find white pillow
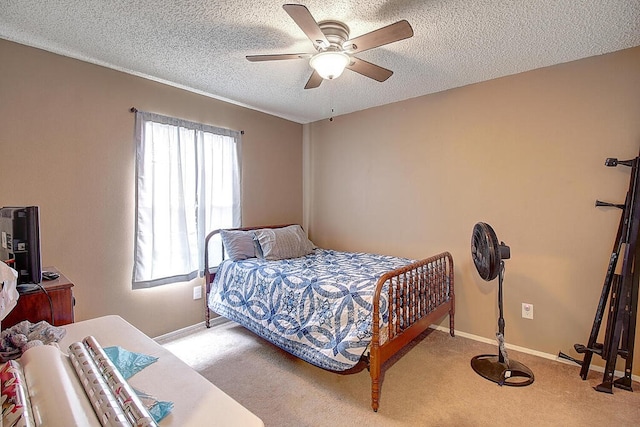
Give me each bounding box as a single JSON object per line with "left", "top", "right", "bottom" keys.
{"left": 220, "top": 229, "right": 256, "bottom": 261}
{"left": 254, "top": 225, "right": 314, "bottom": 261}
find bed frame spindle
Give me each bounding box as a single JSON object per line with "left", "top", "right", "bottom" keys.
{"left": 370, "top": 251, "right": 454, "bottom": 412}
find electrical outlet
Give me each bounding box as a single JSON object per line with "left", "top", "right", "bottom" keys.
{"left": 193, "top": 286, "right": 202, "bottom": 300}
{"left": 522, "top": 303, "right": 534, "bottom": 319}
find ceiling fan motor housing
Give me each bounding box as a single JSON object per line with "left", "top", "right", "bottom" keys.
{"left": 317, "top": 20, "right": 350, "bottom": 51}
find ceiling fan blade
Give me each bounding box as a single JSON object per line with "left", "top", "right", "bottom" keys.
{"left": 246, "top": 53, "right": 312, "bottom": 62}
{"left": 346, "top": 57, "right": 393, "bottom": 82}
{"left": 304, "top": 70, "right": 323, "bottom": 89}
{"left": 283, "top": 4, "right": 329, "bottom": 49}
{"left": 344, "top": 20, "right": 413, "bottom": 54}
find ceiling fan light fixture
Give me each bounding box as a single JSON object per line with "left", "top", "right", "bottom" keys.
{"left": 309, "top": 51, "right": 350, "bottom": 80}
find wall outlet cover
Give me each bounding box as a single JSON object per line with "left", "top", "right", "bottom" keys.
{"left": 522, "top": 303, "right": 534, "bottom": 319}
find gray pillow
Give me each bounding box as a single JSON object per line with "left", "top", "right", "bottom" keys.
{"left": 254, "top": 225, "right": 315, "bottom": 261}
{"left": 220, "top": 229, "right": 256, "bottom": 261}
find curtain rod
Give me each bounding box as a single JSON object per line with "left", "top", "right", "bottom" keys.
{"left": 129, "top": 107, "right": 244, "bottom": 134}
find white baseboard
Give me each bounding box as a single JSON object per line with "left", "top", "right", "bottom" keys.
{"left": 430, "top": 324, "right": 640, "bottom": 383}
{"left": 154, "top": 317, "right": 230, "bottom": 344}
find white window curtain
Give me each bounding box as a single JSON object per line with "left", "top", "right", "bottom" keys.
{"left": 133, "top": 111, "right": 241, "bottom": 289}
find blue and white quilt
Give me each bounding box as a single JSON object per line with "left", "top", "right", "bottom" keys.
{"left": 208, "top": 249, "right": 414, "bottom": 371}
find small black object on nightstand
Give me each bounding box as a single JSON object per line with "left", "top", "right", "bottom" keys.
{"left": 42, "top": 271, "right": 60, "bottom": 281}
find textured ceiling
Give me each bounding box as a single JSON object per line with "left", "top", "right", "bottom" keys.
{"left": 1, "top": 1, "right": 639, "bottom": 124}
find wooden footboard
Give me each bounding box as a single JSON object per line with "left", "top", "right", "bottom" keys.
{"left": 369, "top": 251, "right": 455, "bottom": 412}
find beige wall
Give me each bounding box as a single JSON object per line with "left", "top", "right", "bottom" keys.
{"left": 0, "top": 39, "right": 303, "bottom": 337}
{"left": 3, "top": 36, "right": 640, "bottom": 375}
{"left": 305, "top": 47, "right": 640, "bottom": 374}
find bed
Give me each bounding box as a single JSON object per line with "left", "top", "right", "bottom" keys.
{"left": 203, "top": 224, "right": 454, "bottom": 411}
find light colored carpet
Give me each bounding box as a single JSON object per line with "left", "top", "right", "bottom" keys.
{"left": 160, "top": 321, "right": 640, "bottom": 426}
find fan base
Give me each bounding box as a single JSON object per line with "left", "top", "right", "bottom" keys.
{"left": 471, "top": 354, "right": 534, "bottom": 387}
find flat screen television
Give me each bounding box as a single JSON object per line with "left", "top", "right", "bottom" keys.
{"left": 0, "top": 206, "right": 42, "bottom": 284}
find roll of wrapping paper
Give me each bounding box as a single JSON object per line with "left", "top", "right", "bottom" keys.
{"left": 82, "top": 336, "right": 157, "bottom": 427}
{"left": 68, "top": 342, "right": 130, "bottom": 426}
{"left": 1, "top": 360, "right": 35, "bottom": 427}
{"left": 20, "top": 345, "right": 101, "bottom": 426}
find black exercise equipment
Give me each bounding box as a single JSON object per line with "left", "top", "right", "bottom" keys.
{"left": 559, "top": 154, "right": 639, "bottom": 393}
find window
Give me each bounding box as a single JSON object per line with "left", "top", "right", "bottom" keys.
{"left": 132, "top": 111, "right": 241, "bottom": 288}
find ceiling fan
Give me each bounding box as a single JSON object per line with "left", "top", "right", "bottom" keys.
{"left": 246, "top": 4, "right": 414, "bottom": 89}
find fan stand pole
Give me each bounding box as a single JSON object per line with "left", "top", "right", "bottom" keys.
{"left": 497, "top": 262, "right": 506, "bottom": 364}
{"left": 471, "top": 261, "right": 534, "bottom": 386}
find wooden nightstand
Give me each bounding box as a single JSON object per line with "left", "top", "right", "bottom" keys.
{"left": 1, "top": 267, "right": 75, "bottom": 329}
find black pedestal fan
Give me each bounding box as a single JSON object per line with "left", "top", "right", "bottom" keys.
{"left": 470, "top": 222, "right": 534, "bottom": 386}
